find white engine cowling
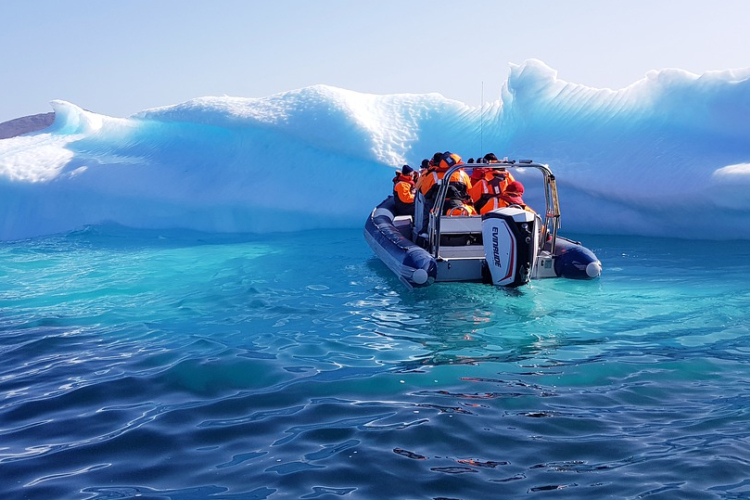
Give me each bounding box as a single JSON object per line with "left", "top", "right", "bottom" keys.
{"left": 481, "top": 207, "right": 539, "bottom": 287}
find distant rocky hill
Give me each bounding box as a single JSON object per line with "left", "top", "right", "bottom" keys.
{"left": 0, "top": 113, "right": 55, "bottom": 139}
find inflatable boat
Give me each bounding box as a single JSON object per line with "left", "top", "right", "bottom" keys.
{"left": 364, "top": 160, "right": 602, "bottom": 289}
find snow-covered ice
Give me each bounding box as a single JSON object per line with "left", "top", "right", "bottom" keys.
{"left": 1, "top": 59, "right": 749, "bottom": 241}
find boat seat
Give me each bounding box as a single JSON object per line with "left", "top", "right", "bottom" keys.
{"left": 439, "top": 216, "right": 482, "bottom": 234}
{"left": 393, "top": 215, "right": 413, "bottom": 239}
{"left": 438, "top": 216, "right": 484, "bottom": 247}
{"left": 438, "top": 244, "right": 486, "bottom": 259}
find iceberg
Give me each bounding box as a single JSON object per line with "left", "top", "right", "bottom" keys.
{"left": 1, "top": 59, "right": 749, "bottom": 241}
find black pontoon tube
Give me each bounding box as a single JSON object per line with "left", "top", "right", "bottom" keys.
{"left": 363, "top": 197, "right": 437, "bottom": 288}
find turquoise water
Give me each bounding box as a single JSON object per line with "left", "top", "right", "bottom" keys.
{"left": 2, "top": 225, "right": 750, "bottom": 499}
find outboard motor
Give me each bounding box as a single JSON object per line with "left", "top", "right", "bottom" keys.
{"left": 481, "top": 208, "right": 539, "bottom": 287}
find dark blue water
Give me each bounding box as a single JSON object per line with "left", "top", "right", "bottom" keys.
{"left": 2, "top": 225, "right": 750, "bottom": 499}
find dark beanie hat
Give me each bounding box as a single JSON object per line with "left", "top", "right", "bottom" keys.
{"left": 402, "top": 164, "right": 414, "bottom": 175}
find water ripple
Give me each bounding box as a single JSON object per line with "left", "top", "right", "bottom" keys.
{"left": 2, "top": 229, "right": 750, "bottom": 498}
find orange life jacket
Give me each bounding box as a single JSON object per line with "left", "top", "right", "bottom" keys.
{"left": 479, "top": 195, "right": 535, "bottom": 215}
{"left": 469, "top": 170, "right": 516, "bottom": 211}
{"left": 443, "top": 184, "right": 477, "bottom": 216}
{"left": 392, "top": 173, "right": 415, "bottom": 202}
{"left": 445, "top": 204, "right": 477, "bottom": 216}
{"left": 392, "top": 173, "right": 416, "bottom": 216}
{"left": 420, "top": 168, "right": 472, "bottom": 199}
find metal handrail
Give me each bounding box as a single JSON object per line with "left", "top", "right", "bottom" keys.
{"left": 425, "top": 160, "right": 560, "bottom": 258}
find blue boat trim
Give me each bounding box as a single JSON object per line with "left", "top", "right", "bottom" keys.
{"left": 363, "top": 196, "right": 437, "bottom": 288}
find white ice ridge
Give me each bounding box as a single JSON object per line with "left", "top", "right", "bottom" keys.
{"left": 0, "top": 59, "right": 749, "bottom": 241}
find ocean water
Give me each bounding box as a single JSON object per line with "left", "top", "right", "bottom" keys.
{"left": 2, "top": 225, "right": 750, "bottom": 500}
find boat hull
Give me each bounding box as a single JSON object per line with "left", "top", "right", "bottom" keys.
{"left": 365, "top": 195, "right": 601, "bottom": 288}
{"left": 363, "top": 197, "right": 437, "bottom": 288}
{"left": 549, "top": 236, "right": 603, "bottom": 280}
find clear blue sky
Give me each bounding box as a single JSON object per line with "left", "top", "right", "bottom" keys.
{"left": 2, "top": 0, "right": 749, "bottom": 123}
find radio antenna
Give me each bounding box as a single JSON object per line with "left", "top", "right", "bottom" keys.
{"left": 480, "top": 81, "right": 484, "bottom": 156}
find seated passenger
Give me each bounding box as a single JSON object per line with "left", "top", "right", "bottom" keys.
{"left": 469, "top": 167, "right": 513, "bottom": 213}
{"left": 470, "top": 152, "right": 515, "bottom": 180}
{"left": 484, "top": 152, "right": 509, "bottom": 164}
{"left": 443, "top": 185, "right": 477, "bottom": 216}
{"left": 414, "top": 152, "right": 474, "bottom": 238}
{"left": 479, "top": 180, "right": 536, "bottom": 214}
{"left": 418, "top": 151, "right": 472, "bottom": 200}
{"left": 392, "top": 164, "right": 416, "bottom": 217}
{"left": 416, "top": 152, "right": 448, "bottom": 194}
{"left": 419, "top": 159, "right": 430, "bottom": 177}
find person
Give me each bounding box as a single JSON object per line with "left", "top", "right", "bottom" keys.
{"left": 479, "top": 180, "right": 536, "bottom": 214}
{"left": 419, "top": 159, "right": 430, "bottom": 176}
{"left": 392, "top": 164, "right": 417, "bottom": 216}
{"left": 443, "top": 185, "right": 477, "bottom": 216}
{"left": 415, "top": 152, "right": 444, "bottom": 194}
{"left": 431, "top": 151, "right": 443, "bottom": 166}
{"left": 469, "top": 153, "right": 490, "bottom": 179}
{"left": 418, "top": 151, "right": 472, "bottom": 200}
{"left": 469, "top": 169, "right": 514, "bottom": 214}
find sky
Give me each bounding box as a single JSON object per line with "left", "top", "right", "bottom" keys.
{"left": 2, "top": 0, "right": 750, "bottom": 124}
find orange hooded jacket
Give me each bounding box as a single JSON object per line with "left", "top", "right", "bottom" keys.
{"left": 418, "top": 153, "right": 472, "bottom": 198}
